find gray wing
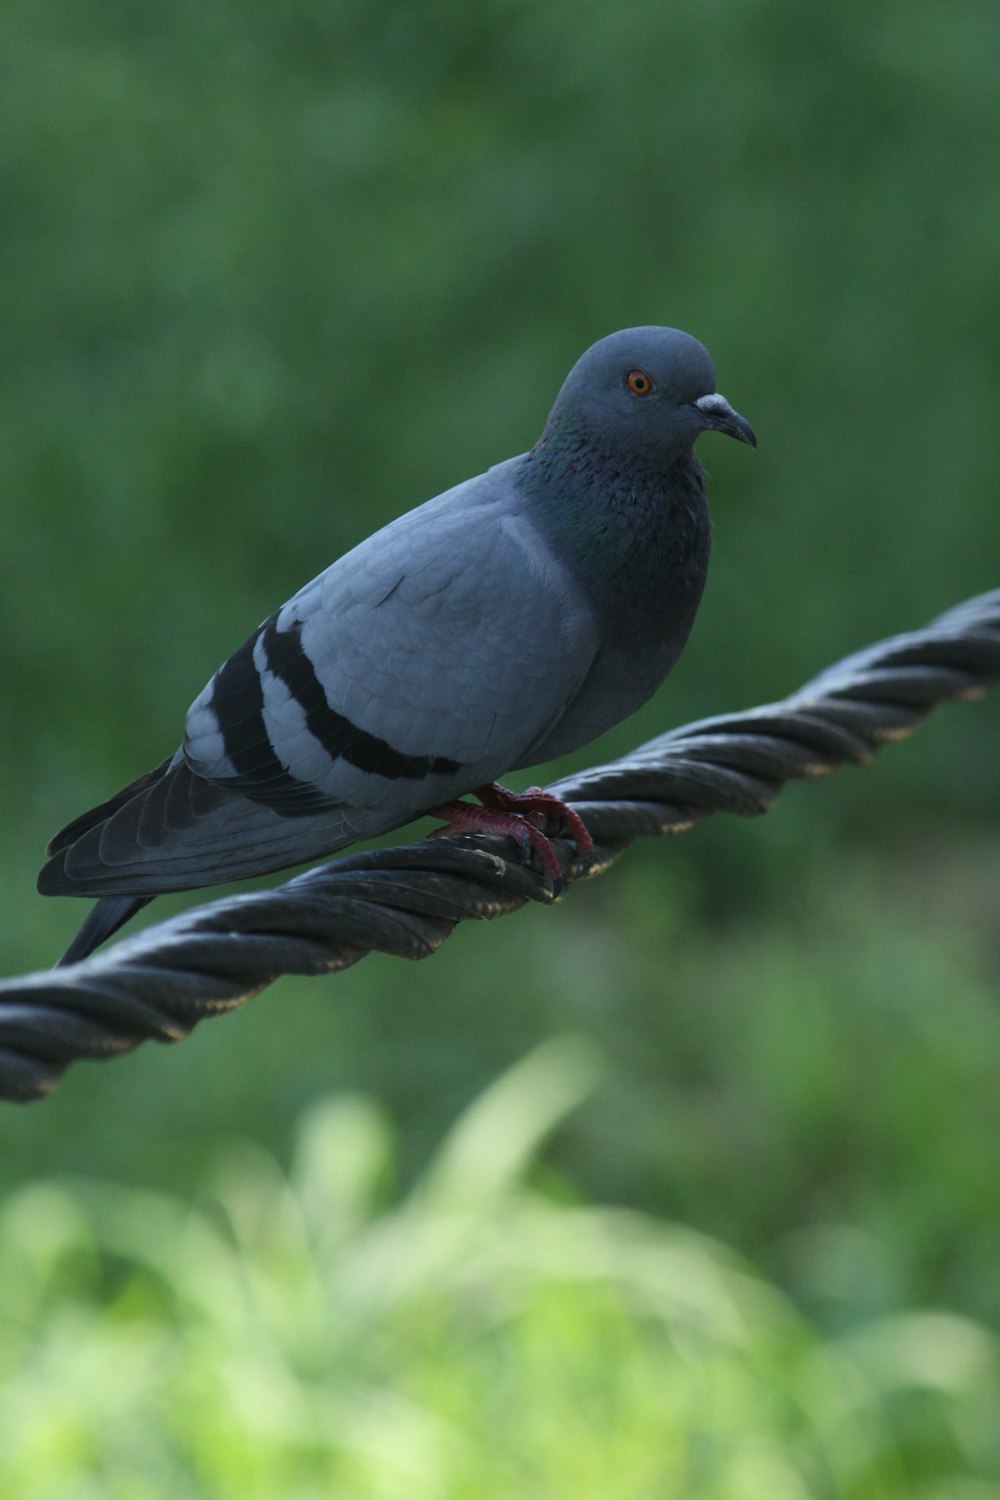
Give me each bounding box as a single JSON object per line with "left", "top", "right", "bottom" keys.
{"left": 39, "top": 463, "right": 602, "bottom": 905}
{"left": 40, "top": 464, "right": 600, "bottom": 900}
{"left": 182, "top": 463, "right": 601, "bottom": 835}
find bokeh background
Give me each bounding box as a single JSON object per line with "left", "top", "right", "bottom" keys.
{"left": 2, "top": 2, "right": 1000, "bottom": 1494}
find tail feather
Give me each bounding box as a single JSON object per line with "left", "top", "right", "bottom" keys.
{"left": 56, "top": 895, "right": 152, "bottom": 966}
{"left": 45, "top": 756, "right": 175, "bottom": 857}
{"left": 38, "top": 758, "right": 359, "bottom": 900}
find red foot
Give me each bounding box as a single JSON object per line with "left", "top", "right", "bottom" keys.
{"left": 428, "top": 783, "right": 594, "bottom": 885}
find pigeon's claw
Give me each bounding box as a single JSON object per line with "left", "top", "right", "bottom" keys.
{"left": 476, "top": 784, "right": 595, "bottom": 868}
{"left": 428, "top": 782, "right": 594, "bottom": 887}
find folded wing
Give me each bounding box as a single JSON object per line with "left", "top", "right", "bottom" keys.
{"left": 40, "top": 466, "right": 600, "bottom": 897}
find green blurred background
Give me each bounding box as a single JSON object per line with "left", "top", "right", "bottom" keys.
{"left": 2, "top": 1, "right": 1000, "bottom": 1494}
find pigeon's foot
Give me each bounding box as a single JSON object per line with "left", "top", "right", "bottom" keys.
{"left": 428, "top": 783, "right": 594, "bottom": 886}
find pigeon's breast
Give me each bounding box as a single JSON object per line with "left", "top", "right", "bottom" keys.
{"left": 514, "top": 458, "right": 711, "bottom": 767}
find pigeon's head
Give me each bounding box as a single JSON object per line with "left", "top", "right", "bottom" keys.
{"left": 547, "top": 326, "right": 756, "bottom": 459}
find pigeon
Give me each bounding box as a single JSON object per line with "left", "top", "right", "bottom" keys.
{"left": 39, "top": 326, "right": 755, "bottom": 963}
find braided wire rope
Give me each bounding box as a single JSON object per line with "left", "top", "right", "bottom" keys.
{"left": 2, "top": 588, "right": 998, "bottom": 1104}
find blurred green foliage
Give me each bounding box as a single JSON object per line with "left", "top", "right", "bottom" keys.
{"left": 2, "top": 0, "right": 999, "bottom": 1492}
{"left": 3, "top": 1046, "right": 1000, "bottom": 1498}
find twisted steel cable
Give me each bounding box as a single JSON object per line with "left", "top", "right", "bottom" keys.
{"left": 2, "top": 588, "right": 999, "bottom": 1104}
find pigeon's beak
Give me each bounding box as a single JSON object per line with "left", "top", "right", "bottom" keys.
{"left": 694, "top": 393, "right": 757, "bottom": 449}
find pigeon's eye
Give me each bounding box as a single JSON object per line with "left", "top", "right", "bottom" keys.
{"left": 625, "top": 368, "right": 653, "bottom": 396}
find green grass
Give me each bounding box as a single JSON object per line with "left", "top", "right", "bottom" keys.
{"left": 2, "top": 1043, "right": 999, "bottom": 1499}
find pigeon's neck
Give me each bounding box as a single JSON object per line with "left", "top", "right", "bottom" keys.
{"left": 519, "top": 421, "right": 711, "bottom": 642}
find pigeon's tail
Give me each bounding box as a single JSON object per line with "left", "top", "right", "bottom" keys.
{"left": 38, "top": 757, "right": 362, "bottom": 904}
{"left": 44, "top": 756, "right": 177, "bottom": 858}
{"left": 56, "top": 895, "right": 153, "bottom": 966}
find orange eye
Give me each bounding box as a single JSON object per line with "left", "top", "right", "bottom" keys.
{"left": 626, "top": 368, "right": 653, "bottom": 396}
